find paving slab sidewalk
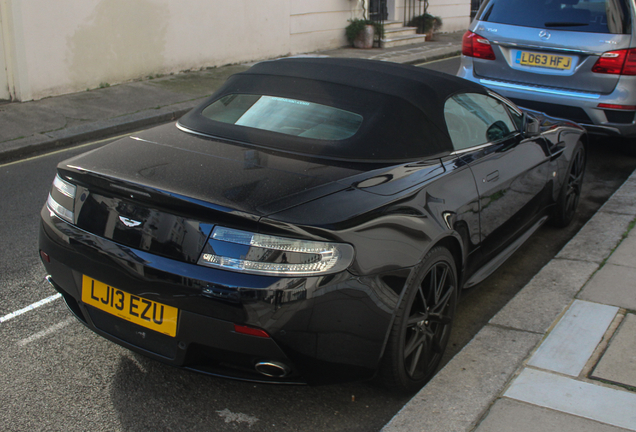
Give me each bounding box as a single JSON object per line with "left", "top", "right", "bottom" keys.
{"left": 0, "top": 32, "right": 463, "bottom": 164}
{"left": 383, "top": 168, "right": 636, "bottom": 432}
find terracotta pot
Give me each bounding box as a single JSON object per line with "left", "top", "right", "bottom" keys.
{"left": 353, "top": 25, "right": 375, "bottom": 49}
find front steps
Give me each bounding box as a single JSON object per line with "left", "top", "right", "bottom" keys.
{"left": 381, "top": 20, "right": 427, "bottom": 48}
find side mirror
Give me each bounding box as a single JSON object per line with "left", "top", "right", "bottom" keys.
{"left": 525, "top": 114, "right": 541, "bottom": 137}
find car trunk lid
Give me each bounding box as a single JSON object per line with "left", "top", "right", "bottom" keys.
{"left": 472, "top": 23, "right": 632, "bottom": 95}
{"left": 57, "top": 123, "right": 365, "bottom": 263}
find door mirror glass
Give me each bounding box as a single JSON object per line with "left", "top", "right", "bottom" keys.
{"left": 525, "top": 114, "right": 541, "bottom": 137}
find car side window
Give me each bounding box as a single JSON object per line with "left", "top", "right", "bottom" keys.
{"left": 444, "top": 93, "right": 518, "bottom": 151}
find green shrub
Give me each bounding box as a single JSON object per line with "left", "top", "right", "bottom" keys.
{"left": 408, "top": 13, "right": 443, "bottom": 34}
{"left": 345, "top": 19, "right": 384, "bottom": 45}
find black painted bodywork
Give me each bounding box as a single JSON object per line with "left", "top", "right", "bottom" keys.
{"left": 38, "top": 59, "right": 586, "bottom": 384}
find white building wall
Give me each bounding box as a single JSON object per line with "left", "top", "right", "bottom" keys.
{"left": 0, "top": 18, "right": 9, "bottom": 100}
{"left": 2, "top": 0, "right": 467, "bottom": 101}
{"left": 395, "top": 0, "right": 471, "bottom": 32}
{"left": 17, "top": 0, "right": 294, "bottom": 100}
{"left": 428, "top": 0, "right": 471, "bottom": 33}
{"left": 290, "top": 0, "right": 362, "bottom": 55}
{"left": 1, "top": 0, "right": 29, "bottom": 101}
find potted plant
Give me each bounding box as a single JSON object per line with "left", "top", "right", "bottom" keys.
{"left": 345, "top": 19, "right": 384, "bottom": 49}
{"left": 408, "top": 13, "right": 443, "bottom": 40}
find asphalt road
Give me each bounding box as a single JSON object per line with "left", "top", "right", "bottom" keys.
{"left": 2, "top": 57, "right": 636, "bottom": 432}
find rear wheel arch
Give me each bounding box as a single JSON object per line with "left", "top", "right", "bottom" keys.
{"left": 550, "top": 140, "right": 585, "bottom": 228}
{"left": 376, "top": 233, "right": 464, "bottom": 370}
{"left": 378, "top": 245, "right": 459, "bottom": 392}
{"left": 435, "top": 235, "right": 464, "bottom": 289}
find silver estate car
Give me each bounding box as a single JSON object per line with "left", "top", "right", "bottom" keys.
{"left": 458, "top": 0, "right": 636, "bottom": 139}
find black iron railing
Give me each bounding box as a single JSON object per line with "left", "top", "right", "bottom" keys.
{"left": 369, "top": 0, "right": 388, "bottom": 23}
{"left": 471, "top": 0, "right": 484, "bottom": 18}
{"left": 404, "top": 0, "right": 426, "bottom": 26}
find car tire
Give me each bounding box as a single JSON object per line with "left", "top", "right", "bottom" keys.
{"left": 618, "top": 138, "right": 636, "bottom": 158}
{"left": 380, "top": 246, "right": 458, "bottom": 393}
{"left": 550, "top": 141, "right": 585, "bottom": 228}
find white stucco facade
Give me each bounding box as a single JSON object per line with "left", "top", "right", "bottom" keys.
{"left": 0, "top": 0, "right": 469, "bottom": 101}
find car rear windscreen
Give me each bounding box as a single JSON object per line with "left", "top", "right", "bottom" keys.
{"left": 480, "top": 0, "right": 631, "bottom": 34}
{"left": 178, "top": 64, "right": 459, "bottom": 162}
{"left": 202, "top": 95, "right": 363, "bottom": 141}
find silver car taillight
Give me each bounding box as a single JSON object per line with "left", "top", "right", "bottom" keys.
{"left": 47, "top": 174, "right": 76, "bottom": 223}
{"left": 198, "top": 226, "right": 354, "bottom": 276}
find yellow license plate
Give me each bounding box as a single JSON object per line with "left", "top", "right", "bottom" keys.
{"left": 518, "top": 51, "right": 573, "bottom": 70}
{"left": 82, "top": 275, "right": 179, "bottom": 337}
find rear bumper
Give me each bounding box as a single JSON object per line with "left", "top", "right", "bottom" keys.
{"left": 48, "top": 274, "right": 305, "bottom": 384}
{"left": 458, "top": 59, "right": 636, "bottom": 138}
{"left": 39, "top": 206, "right": 394, "bottom": 384}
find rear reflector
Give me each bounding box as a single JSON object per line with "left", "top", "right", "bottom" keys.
{"left": 234, "top": 324, "right": 270, "bottom": 338}
{"left": 598, "top": 103, "right": 636, "bottom": 110}
{"left": 40, "top": 250, "right": 50, "bottom": 263}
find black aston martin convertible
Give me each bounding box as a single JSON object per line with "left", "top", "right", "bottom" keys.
{"left": 39, "top": 58, "right": 586, "bottom": 392}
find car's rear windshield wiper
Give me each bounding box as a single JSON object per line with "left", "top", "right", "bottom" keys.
{"left": 544, "top": 22, "right": 588, "bottom": 27}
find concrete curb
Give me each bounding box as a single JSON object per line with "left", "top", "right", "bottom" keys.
{"left": 371, "top": 45, "right": 461, "bottom": 65}
{"left": 382, "top": 169, "right": 636, "bottom": 431}
{"left": 0, "top": 99, "right": 202, "bottom": 164}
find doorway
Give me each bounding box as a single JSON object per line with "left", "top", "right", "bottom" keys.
{"left": 369, "top": 0, "right": 388, "bottom": 21}
{"left": 385, "top": 0, "right": 396, "bottom": 21}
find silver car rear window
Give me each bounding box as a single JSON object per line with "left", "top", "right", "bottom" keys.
{"left": 480, "top": 0, "right": 631, "bottom": 34}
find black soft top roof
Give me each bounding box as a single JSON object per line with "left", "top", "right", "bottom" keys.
{"left": 242, "top": 57, "right": 488, "bottom": 114}
{"left": 178, "top": 58, "right": 490, "bottom": 162}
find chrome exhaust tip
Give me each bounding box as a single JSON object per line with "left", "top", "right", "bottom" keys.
{"left": 254, "top": 361, "right": 291, "bottom": 378}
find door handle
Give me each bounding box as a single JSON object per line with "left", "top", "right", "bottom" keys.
{"left": 484, "top": 171, "right": 500, "bottom": 183}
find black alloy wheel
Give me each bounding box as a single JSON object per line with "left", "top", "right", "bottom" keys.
{"left": 551, "top": 142, "right": 585, "bottom": 228}
{"left": 380, "top": 246, "right": 458, "bottom": 393}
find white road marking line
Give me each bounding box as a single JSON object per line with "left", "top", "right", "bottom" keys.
{"left": 18, "top": 317, "right": 75, "bottom": 346}
{"left": 127, "top": 354, "right": 149, "bottom": 374}
{"left": 216, "top": 409, "right": 259, "bottom": 427}
{"left": 0, "top": 131, "right": 135, "bottom": 168}
{"left": 0, "top": 293, "right": 62, "bottom": 324}
{"left": 414, "top": 55, "right": 460, "bottom": 67}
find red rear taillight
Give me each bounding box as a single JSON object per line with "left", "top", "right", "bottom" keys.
{"left": 592, "top": 48, "right": 636, "bottom": 75}
{"left": 462, "top": 30, "right": 496, "bottom": 60}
